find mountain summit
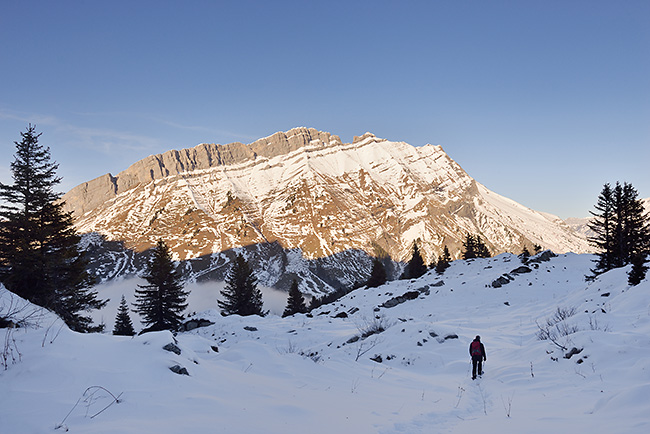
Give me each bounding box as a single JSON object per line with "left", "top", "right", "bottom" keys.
{"left": 63, "top": 128, "right": 589, "bottom": 292}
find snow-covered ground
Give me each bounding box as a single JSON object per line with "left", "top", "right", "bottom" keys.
{"left": 2, "top": 252, "right": 649, "bottom": 433}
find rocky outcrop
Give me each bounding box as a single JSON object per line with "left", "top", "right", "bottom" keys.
{"left": 63, "top": 127, "right": 341, "bottom": 217}
{"left": 62, "top": 173, "right": 118, "bottom": 217}
{"left": 179, "top": 318, "right": 215, "bottom": 332}
{"left": 163, "top": 343, "right": 182, "bottom": 355}
{"left": 169, "top": 365, "right": 189, "bottom": 376}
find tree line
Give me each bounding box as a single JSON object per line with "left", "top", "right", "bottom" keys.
{"left": 1, "top": 126, "right": 648, "bottom": 335}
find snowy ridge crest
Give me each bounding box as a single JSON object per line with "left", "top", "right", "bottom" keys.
{"left": 63, "top": 128, "right": 590, "bottom": 290}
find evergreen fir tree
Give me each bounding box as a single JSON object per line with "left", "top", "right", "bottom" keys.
{"left": 520, "top": 246, "right": 531, "bottom": 263}
{"left": 402, "top": 243, "right": 427, "bottom": 279}
{"left": 282, "top": 279, "right": 307, "bottom": 317}
{"left": 463, "top": 234, "right": 491, "bottom": 259}
{"left": 113, "top": 295, "right": 136, "bottom": 336}
{"left": 133, "top": 240, "right": 189, "bottom": 332}
{"left": 620, "top": 183, "right": 650, "bottom": 263}
{"left": 588, "top": 183, "right": 616, "bottom": 275}
{"left": 435, "top": 245, "right": 452, "bottom": 274}
{"left": 219, "top": 253, "right": 266, "bottom": 316}
{"left": 474, "top": 235, "right": 491, "bottom": 258}
{"left": 0, "top": 125, "right": 106, "bottom": 332}
{"left": 462, "top": 233, "right": 477, "bottom": 259}
{"left": 366, "top": 257, "right": 388, "bottom": 288}
{"left": 588, "top": 182, "right": 650, "bottom": 279}
{"left": 628, "top": 253, "right": 648, "bottom": 286}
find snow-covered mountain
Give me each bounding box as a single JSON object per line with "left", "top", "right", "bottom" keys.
{"left": 63, "top": 127, "right": 590, "bottom": 294}
{"left": 564, "top": 217, "right": 595, "bottom": 240}
{"left": 2, "top": 251, "right": 649, "bottom": 433}
{"left": 564, "top": 197, "right": 650, "bottom": 242}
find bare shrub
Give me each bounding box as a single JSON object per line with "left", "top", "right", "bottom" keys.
{"left": 588, "top": 314, "right": 610, "bottom": 332}
{"left": 1, "top": 328, "right": 21, "bottom": 370}
{"left": 55, "top": 386, "right": 123, "bottom": 431}
{"left": 356, "top": 315, "right": 392, "bottom": 339}
{"left": 536, "top": 306, "right": 580, "bottom": 351}
{"left": 552, "top": 306, "right": 577, "bottom": 322}
{"left": 1, "top": 292, "right": 47, "bottom": 370}
{"left": 1, "top": 292, "right": 45, "bottom": 329}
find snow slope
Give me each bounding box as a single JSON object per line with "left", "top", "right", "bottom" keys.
{"left": 2, "top": 252, "right": 649, "bottom": 433}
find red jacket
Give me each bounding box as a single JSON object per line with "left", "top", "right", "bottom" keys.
{"left": 469, "top": 339, "right": 486, "bottom": 359}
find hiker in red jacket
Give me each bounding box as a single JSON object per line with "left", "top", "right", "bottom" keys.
{"left": 469, "top": 335, "right": 487, "bottom": 380}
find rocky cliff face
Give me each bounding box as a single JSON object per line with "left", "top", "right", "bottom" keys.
{"left": 64, "top": 127, "right": 591, "bottom": 294}
{"left": 64, "top": 129, "right": 341, "bottom": 217}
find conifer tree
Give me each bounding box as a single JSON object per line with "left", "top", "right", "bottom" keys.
{"left": 474, "top": 235, "right": 491, "bottom": 258}
{"left": 113, "top": 295, "right": 136, "bottom": 336}
{"left": 589, "top": 183, "right": 617, "bottom": 274}
{"left": 618, "top": 183, "right": 650, "bottom": 264}
{"left": 366, "top": 257, "right": 388, "bottom": 288}
{"left": 402, "top": 243, "right": 427, "bottom": 279}
{"left": 588, "top": 182, "right": 650, "bottom": 278}
{"left": 282, "top": 279, "right": 307, "bottom": 317}
{"left": 628, "top": 253, "right": 648, "bottom": 286}
{"left": 219, "top": 253, "right": 266, "bottom": 316}
{"left": 463, "top": 234, "right": 491, "bottom": 259}
{"left": 435, "top": 245, "right": 452, "bottom": 274}
{"left": 462, "top": 233, "right": 477, "bottom": 259}
{"left": 0, "top": 125, "right": 106, "bottom": 332}
{"left": 134, "top": 240, "right": 189, "bottom": 332}
{"left": 520, "top": 246, "right": 531, "bottom": 263}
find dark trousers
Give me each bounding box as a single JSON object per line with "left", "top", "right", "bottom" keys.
{"left": 472, "top": 356, "right": 483, "bottom": 379}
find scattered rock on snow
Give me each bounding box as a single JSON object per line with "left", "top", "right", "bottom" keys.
{"left": 529, "top": 250, "right": 557, "bottom": 263}
{"left": 180, "top": 318, "right": 215, "bottom": 332}
{"left": 510, "top": 266, "right": 532, "bottom": 275}
{"left": 169, "top": 365, "right": 189, "bottom": 376}
{"left": 346, "top": 335, "right": 360, "bottom": 344}
{"left": 163, "top": 343, "right": 182, "bottom": 355}
{"left": 380, "top": 290, "right": 420, "bottom": 308}
{"left": 564, "top": 347, "right": 583, "bottom": 359}
{"left": 491, "top": 275, "right": 512, "bottom": 288}
{"left": 0, "top": 318, "right": 16, "bottom": 328}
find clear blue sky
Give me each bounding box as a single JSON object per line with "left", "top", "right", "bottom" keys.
{"left": 1, "top": 1, "right": 648, "bottom": 219}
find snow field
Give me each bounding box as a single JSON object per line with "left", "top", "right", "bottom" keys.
{"left": 1, "top": 251, "right": 649, "bottom": 433}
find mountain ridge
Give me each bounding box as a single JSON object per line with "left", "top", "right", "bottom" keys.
{"left": 62, "top": 128, "right": 591, "bottom": 293}
{"left": 63, "top": 128, "right": 342, "bottom": 217}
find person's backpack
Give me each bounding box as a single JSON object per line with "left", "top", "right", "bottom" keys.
{"left": 470, "top": 341, "right": 482, "bottom": 357}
